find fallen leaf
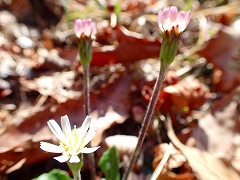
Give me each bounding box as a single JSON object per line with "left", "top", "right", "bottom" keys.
{"left": 160, "top": 78, "right": 211, "bottom": 126}
{"left": 166, "top": 119, "right": 240, "bottom": 180}
{"left": 90, "top": 106, "right": 128, "bottom": 147}
{"left": 152, "top": 143, "right": 186, "bottom": 171}
{"left": 104, "top": 135, "right": 138, "bottom": 159}
{"left": 21, "top": 71, "right": 80, "bottom": 103}
{"left": 6, "top": 158, "right": 26, "bottom": 174}
{"left": 0, "top": 66, "right": 132, "bottom": 175}
{"left": 197, "top": 22, "right": 240, "bottom": 92}
{"left": 191, "top": 87, "right": 240, "bottom": 168}
{"left": 156, "top": 172, "right": 195, "bottom": 180}
{"left": 92, "top": 25, "right": 161, "bottom": 66}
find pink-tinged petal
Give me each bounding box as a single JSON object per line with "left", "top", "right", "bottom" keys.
{"left": 47, "top": 120, "right": 66, "bottom": 141}
{"left": 61, "top": 115, "right": 71, "bottom": 136}
{"left": 183, "top": 11, "right": 191, "bottom": 30}
{"left": 69, "top": 155, "right": 80, "bottom": 163}
{"left": 176, "top": 11, "right": 191, "bottom": 32}
{"left": 161, "top": 9, "right": 170, "bottom": 23}
{"left": 54, "top": 155, "right": 70, "bottom": 163}
{"left": 90, "top": 23, "right": 96, "bottom": 36}
{"left": 81, "top": 146, "right": 100, "bottom": 154}
{"left": 85, "top": 20, "right": 91, "bottom": 37}
{"left": 40, "top": 142, "right": 63, "bottom": 153}
{"left": 158, "top": 6, "right": 191, "bottom": 34}
{"left": 77, "top": 115, "right": 91, "bottom": 140}
{"left": 158, "top": 11, "right": 165, "bottom": 32}
{"left": 75, "top": 18, "right": 96, "bottom": 38}
{"left": 74, "top": 19, "right": 83, "bottom": 38}
{"left": 169, "top": 6, "right": 178, "bottom": 22}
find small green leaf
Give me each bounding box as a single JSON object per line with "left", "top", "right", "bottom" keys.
{"left": 98, "top": 146, "right": 120, "bottom": 180}
{"left": 33, "top": 169, "right": 71, "bottom": 180}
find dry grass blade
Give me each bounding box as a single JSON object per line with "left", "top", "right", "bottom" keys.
{"left": 150, "top": 143, "right": 173, "bottom": 180}
{"left": 165, "top": 120, "right": 240, "bottom": 180}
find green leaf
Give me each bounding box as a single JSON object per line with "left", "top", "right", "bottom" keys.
{"left": 33, "top": 169, "right": 71, "bottom": 180}
{"left": 98, "top": 146, "right": 120, "bottom": 180}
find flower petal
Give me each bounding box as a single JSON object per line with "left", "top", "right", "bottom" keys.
{"left": 61, "top": 115, "right": 71, "bottom": 136}
{"left": 180, "top": 11, "right": 191, "bottom": 32}
{"left": 78, "top": 115, "right": 91, "bottom": 140}
{"left": 47, "top": 120, "right": 66, "bottom": 141}
{"left": 54, "top": 155, "right": 70, "bottom": 163}
{"left": 69, "top": 155, "right": 80, "bottom": 163}
{"left": 81, "top": 146, "right": 100, "bottom": 154}
{"left": 169, "top": 6, "right": 178, "bottom": 22}
{"left": 82, "top": 122, "right": 97, "bottom": 147}
{"left": 74, "top": 19, "right": 83, "bottom": 38}
{"left": 158, "top": 6, "right": 191, "bottom": 34}
{"left": 40, "top": 142, "right": 63, "bottom": 153}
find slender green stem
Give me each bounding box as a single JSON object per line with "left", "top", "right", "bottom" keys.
{"left": 122, "top": 62, "right": 170, "bottom": 180}
{"left": 83, "top": 63, "right": 90, "bottom": 116}
{"left": 72, "top": 170, "right": 82, "bottom": 180}
{"left": 83, "top": 63, "right": 96, "bottom": 180}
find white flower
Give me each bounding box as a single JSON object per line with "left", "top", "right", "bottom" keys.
{"left": 40, "top": 115, "right": 99, "bottom": 163}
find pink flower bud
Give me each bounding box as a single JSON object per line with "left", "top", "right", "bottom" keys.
{"left": 74, "top": 18, "right": 96, "bottom": 39}
{"left": 158, "top": 6, "right": 191, "bottom": 35}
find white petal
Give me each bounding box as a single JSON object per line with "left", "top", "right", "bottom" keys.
{"left": 82, "top": 128, "right": 97, "bottom": 147}
{"left": 40, "top": 142, "right": 63, "bottom": 153}
{"left": 81, "top": 146, "right": 100, "bottom": 154}
{"left": 47, "top": 120, "right": 66, "bottom": 141}
{"left": 54, "top": 155, "right": 70, "bottom": 163}
{"left": 78, "top": 116, "right": 91, "bottom": 140}
{"left": 69, "top": 155, "right": 80, "bottom": 163}
{"left": 61, "top": 115, "right": 71, "bottom": 136}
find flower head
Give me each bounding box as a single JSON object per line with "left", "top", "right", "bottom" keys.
{"left": 158, "top": 6, "right": 191, "bottom": 36}
{"left": 74, "top": 18, "right": 96, "bottom": 65}
{"left": 40, "top": 115, "right": 99, "bottom": 163}
{"left": 74, "top": 18, "right": 96, "bottom": 39}
{"left": 158, "top": 6, "right": 191, "bottom": 64}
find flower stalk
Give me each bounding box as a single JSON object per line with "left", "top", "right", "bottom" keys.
{"left": 123, "top": 6, "right": 191, "bottom": 180}
{"left": 122, "top": 62, "right": 170, "bottom": 180}
{"left": 74, "top": 18, "right": 97, "bottom": 180}
{"left": 67, "top": 154, "right": 83, "bottom": 180}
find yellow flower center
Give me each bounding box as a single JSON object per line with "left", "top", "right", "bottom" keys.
{"left": 59, "top": 126, "right": 85, "bottom": 156}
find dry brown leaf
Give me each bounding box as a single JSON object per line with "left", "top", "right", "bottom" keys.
{"left": 166, "top": 119, "right": 240, "bottom": 180}
{"left": 231, "top": 145, "right": 240, "bottom": 173}
{"left": 34, "top": 49, "right": 71, "bottom": 71}
{"left": 0, "top": 68, "right": 132, "bottom": 175}
{"left": 5, "top": 158, "right": 26, "bottom": 174}
{"left": 104, "top": 135, "right": 138, "bottom": 158}
{"left": 21, "top": 71, "right": 81, "bottom": 103}
{"left": 90, "top": 106, "right": 128, "bottom": 147}
{"left": 161, "top": 79, "right": 211, "bottom": 113}
{"left": 91, "top": 25, "right": 161, "bottom": 66}
{"left": 159, "top": 78, "right": 211, "bottom": 126}
{"left": 197, "top": 22, "right": 240, "bottom": 92}
{"left": 152, "top": 143, "right": 186, "bottom": 171}
{"left": 156, "top": 172, "right": 195, "bottom": 180}
{"left": 191, "top": 87, "right": 240, "bottom": 170}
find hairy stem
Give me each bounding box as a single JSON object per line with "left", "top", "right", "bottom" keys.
{"left": 122, "top": 62, "right": 170, "bottom": 180}
{"left": 83, "top": 64, "right": 96, "bottom": 180}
